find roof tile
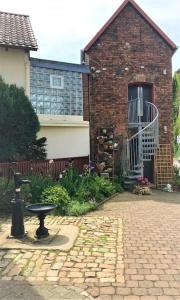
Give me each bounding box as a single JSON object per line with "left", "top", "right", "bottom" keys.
{"left": 0, "top": 11, "right": 38, "bottom": 50}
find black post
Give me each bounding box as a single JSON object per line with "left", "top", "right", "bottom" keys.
{"left": 11, "top": 172, "right": 31, "bottom": 238}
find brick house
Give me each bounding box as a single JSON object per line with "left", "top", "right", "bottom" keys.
{"left": 82, "top": 0, "right": 177, "bottom": 187}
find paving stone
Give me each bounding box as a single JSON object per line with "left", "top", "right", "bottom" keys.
{"left": 100, "top": 287, "right": 115, "bottom": 295}
{"left": 2, "top": 190, "right": 180, "bottom": 298}
{"left": 116, "top": 287, "right": 131, "bottom": 295}
{"left": 0, "top": 281, "right": 94, "bottom": 299}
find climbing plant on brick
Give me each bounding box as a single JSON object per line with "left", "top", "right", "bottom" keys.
{"left": 173, "top": 70, "right": 180, "bottom": 156}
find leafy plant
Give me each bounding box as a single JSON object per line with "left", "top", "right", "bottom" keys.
{"left": 41, "top": 185, "right": 70, "bottom": 215}
{"left": 60, "top": 167, "right": 81, "bottom": 197}
{"left": 93, "top": 176, "right": 116, "bottom": 197}
{"left": 0, "top": 177, "right": 14, "bottom": 213}
{"left": 67, "top": 200, "right": 97, "bottom": 216}
{"left": 173, "top": 71, "right": 180, "bottom": 156}
{"left": 174, "top": 165, "right": 180, "bottom": 188}
{"left": 112, "top": 181, "right": 124, "bottom": 193}
{"left": 22, "top": 175, "right": 56, "bottom": 203}
{"left": 72, "top": 174, "right": 118, "bottom": 203}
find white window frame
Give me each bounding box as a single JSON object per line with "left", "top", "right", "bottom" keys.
{"left": 50, "top": 75, "right": 64, "bottom": 89}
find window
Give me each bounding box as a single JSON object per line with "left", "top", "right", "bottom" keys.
{"left": 50, "top": 75, "right": 64, "bottom": 89}
{"left": 30, "top": 66, "right": 83, "bottom": 116}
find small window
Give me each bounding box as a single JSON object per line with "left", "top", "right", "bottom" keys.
{"left": 50, "top": 75, "right": 64, "bottom": 89}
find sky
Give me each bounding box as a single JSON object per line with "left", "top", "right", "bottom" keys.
{"left": 1, "top": 0, "right": 180, "bottom": 72}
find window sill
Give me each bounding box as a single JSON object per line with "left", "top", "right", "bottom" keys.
{"left": 38, "top": 114, "right": 89, "bottom": 127}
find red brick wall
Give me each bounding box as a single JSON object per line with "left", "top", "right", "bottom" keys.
{"left": 83, "top": 3, "right": 174, "bottom": 159}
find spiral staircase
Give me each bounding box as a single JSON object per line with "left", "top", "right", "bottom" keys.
{"left": 124, "top": 98, "right": 159, "bottom": 190}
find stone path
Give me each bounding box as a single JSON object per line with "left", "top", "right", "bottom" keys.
{"left": 1, "top": 190, "right": 180, "bottom": 299}
{"left": 0, "top": 281, "right": 93, "bottom": 300}
{"left": 90, "top": 190, "right": 180, "bottom": 299}
{"left": 0, "top": 215, "right": 124, "bottom": 299}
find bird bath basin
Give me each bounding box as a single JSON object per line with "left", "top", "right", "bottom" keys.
{"left": 26, "top": 203, "right": 57, "bottom": 239}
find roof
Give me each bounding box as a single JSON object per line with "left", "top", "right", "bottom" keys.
{"left": 30, "top": 58, "right": 90, "bottom": 74}
{"left": 0, "top": 11, "right": 38, "bottom": 50}
{"left": 84, "top": 0, "right": 177, "bottom": 52}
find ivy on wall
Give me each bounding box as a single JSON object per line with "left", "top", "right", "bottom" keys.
{"left": 173, "top": 70, "right": 180, "bottom": 156}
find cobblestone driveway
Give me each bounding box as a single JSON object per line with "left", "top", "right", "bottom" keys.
{"left": 1, "top": 190, "right": 180, "bottom": 299}
{"left": 90, "top": 190, "right": 180, "bottom": 299}
{"left": 0, "top": 216, "right": 123, "bottom": 299}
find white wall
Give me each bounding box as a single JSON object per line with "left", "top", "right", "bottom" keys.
{"left": 38, "top": 126, "right": 89, "bottom": 159}
{"left": 0, "top": 47, "right": 30, "bottom": 95}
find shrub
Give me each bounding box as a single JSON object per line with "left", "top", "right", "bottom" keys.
{"left": 0, "top": 177, "right": 14, "bottom": 213}
{"left": 22, "top": 175, "right": 56, "bottom": 203}
{"left": 67, "top": 200, "right": 97, "bottom": 216}
{"left": 60, "top": 167, "right": 81, "bottom": 197}
{"left": 0, "top": 175, "right": 56, "bottom": 213}
{"left": 0, "top": 77, "right": 46, "bottom": 161}
{"left": 113, "top": 181, "right": 124, "bottom": 193}
{"left": 93, "top": 176, "right": 116, "bottom": 197}
{"left": 41, "top": 185, "right": 70, "bottom": 215}
{"left": 73, "top": 174, "right": 118, "bottom": 203}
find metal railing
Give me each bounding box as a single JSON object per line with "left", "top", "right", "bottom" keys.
{"left": 126, "top": 100, "right": 159, "bottom": 175}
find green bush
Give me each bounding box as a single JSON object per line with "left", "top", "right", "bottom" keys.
{"left": 22, "top": 175, "right": 56, "bottom": 203}
{"left": 112, "top": 180, "right": 124, "bottom": 193}
{"left": 72, "top": 174, "right": 118, "bottom": 203}
{"left": 0, "top": 175, "right": 56, "bottom": 213}
{"left": 41, "top": 185, "right": 70, "bottom": 215}
{"left": 60, "top": 168, "right": 81, "bottom": 197}
{"left": 67, "top": 200, "right": 97, "bottom": 216}
{"left": 0, "top": 177, "right": 14, "bottom": 213}
{"left": 0, "top": 168, "right": 122, "bottom": 216}
{"left": 60, "top": 167, "right": 121, "bottom": 203}
{"left": 93, "top": 176, "right": 116, "bottom": 197}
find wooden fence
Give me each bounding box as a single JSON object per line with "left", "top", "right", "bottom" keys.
{"left": 0, "top": 156, "right": 89, "bottom": 179}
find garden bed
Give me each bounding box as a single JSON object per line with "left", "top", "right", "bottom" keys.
{"left": 0, "top": 167, "right": 123, "bottom": 216}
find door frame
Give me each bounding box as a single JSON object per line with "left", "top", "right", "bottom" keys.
{"left": 128, "top": 82, "right": 155, "bottom": 183}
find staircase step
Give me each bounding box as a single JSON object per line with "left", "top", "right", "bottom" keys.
{"left": 143, "top": 158, "right": 152, "bottom": 161}
{"left": 126, "top": 175, "right": 140, "bottom": 180}
{"left": 130, "top": 170, "right": 141, "bottom": 175}
{"left": 133, "top": 164, "right": 142, "bottom": 168}
{"left": 142, "top": 137, "right": 155, "bottom": 140}
{"left": 143, "top": 150, "right": 155, "bottom": 154}
{"left": 142, "top": 144, "right": 155, "bottom": 147}
{"left": 142, "top": 132, "right": 154, "bottom": 135}
{"left": 123, "top": 180, "right": 137, "bottom": 191}
{"left": 143, "top": 146, "right": 155, "bottom": 149}
{"left": 124, "top": 180, "right": 137, "bottom": 185}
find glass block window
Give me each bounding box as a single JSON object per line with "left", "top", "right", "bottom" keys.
{"left": 50, "top": 75, "right": 63, "bottom": 89}
{"left": 30, "top": 66, "right": 83, "bottom": 116}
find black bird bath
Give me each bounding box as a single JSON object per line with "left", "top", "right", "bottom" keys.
{"left": 26, "top": 204, "right": 57, "bottom": 239}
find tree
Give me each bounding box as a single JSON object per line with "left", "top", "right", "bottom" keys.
{"left": 0, "top": 77, "right": 46, "bottom": 161}
{"left": 173, "top": 70, "right": 180, "bottom": 156}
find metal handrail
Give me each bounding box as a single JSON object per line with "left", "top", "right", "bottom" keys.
{"left": 128, "top": 101, "right": 159, "bottom": 142}
{"left": 125, "top": 100, "right": 159, "bottom": 175}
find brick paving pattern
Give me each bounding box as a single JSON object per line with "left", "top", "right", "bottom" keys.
{"left": 1, "top": 190, "right": 180, "bottom": 299}
{"left": 90, "top": 191, "right": 180, "bottom": 299}
{"left": 0, "top": 216, "right": 123, "bottom": 299}
{"left": 0, "top": 281, "right": 94, "bottom": 300}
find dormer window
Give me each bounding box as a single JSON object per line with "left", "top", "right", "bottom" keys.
{"left": 50, "top": 75, "right": 64, "bottom": 89}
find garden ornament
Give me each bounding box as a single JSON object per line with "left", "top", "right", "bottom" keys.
{"left": 163, "top": 184, "right": 173, "bottom": 192}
